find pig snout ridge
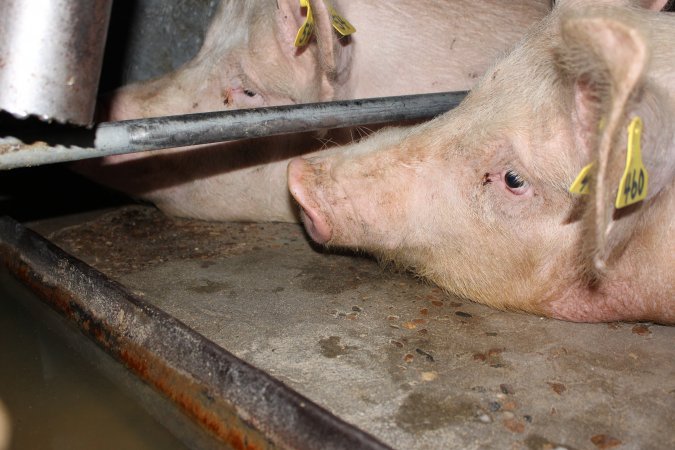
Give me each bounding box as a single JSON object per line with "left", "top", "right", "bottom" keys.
{"left": 288, "top": 158, "right": 333, "bottom": 244}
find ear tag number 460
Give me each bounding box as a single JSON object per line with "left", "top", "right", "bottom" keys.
{"left": 615, "top": 116, "right": 648, "bottom": 209}
{"left": 569, "top": 116, "right": 649, "bottom": 209}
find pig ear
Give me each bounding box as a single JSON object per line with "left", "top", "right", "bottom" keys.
{"left": 560, "top": 13, "right": 652, "bottom": 275}
{"left": 275, "top": 0, "right": 353, "bottom": 99}
{"left": 307, "top": 0, "right": 353, "bottom": 87}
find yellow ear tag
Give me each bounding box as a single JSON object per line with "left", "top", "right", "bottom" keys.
{"left": 294, "top": 1, "right": 355, "bottom": 47}
{"left": 294, "top": 0, "right": 315, "bottom": 47}
{"left": 615, "top": 116, "right": 649, "bottom": 209}
{"left": 327, "top": 2, "right": 356, "bottom": 36}
{"left": 569, "top": 162, "right": 594, "bottom": 195}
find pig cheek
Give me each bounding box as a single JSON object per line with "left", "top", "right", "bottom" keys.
{"left": 415, "top": 167, "right": 557, "bottom": 308}
{"left": 439, "top": 186, "right": 516, "bottom": 282}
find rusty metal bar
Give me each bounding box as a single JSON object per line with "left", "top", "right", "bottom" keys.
{"left": 0, "top": 91, "right": 467, "bottom": 170}
{"left": 0, "top": 216, "right": 392, "bottom": 450}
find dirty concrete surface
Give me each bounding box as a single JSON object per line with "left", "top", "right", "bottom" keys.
{"left": 27, "top": 204, "right": 675, "bottom": 450}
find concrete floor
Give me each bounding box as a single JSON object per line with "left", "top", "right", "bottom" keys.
{"left": 27, "top": 204, "right": 675, "bottom": 450}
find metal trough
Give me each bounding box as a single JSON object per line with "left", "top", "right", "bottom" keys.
{"left": 0, "top": 216, "right": 392, "bottom": 450}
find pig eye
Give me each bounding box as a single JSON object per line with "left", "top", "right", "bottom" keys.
{"left": 504, "top": 170, "right": 529, "bottom": 194}
{"left": 232, "top": 85, "right": 264, "bottom": 108}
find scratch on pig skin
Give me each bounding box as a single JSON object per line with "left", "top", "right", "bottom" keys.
{"left": 222, "top": 88, "right": 233, "bottom": 106}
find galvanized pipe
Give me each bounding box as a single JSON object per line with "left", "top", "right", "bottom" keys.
{"left": 0, "top": 0, "right": 113, "bottom": 126}
{"left": 0, "top": 91, "right": 468, "bottom": 170}
{"left": 95, "top": 91, "right": 468, "bottom": 153}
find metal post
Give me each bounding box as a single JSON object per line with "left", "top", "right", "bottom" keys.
{"left": 0, "top": 0, "right": 113, "bottom": 126}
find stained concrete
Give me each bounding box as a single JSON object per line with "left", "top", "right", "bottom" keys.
{"left": 29, "top": 204, "right": 675, "bottom": 450}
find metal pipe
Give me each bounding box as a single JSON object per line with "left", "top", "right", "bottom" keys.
{"left": 95, "top": 91, "right": 468, "bottom": 153}
{"left": 0, "top": 91, "right": 468, "bottom": 170}
{"left": 0, "top": 0, "right": 113, "bottom": 126}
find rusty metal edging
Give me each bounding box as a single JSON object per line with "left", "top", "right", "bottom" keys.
{"left": 0, "top": 216, "right": 392, "bottom": 450}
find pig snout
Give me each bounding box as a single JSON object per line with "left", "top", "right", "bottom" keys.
{"left": 288, "top": 135, "right": 421, "bottom": 253}
{"left": 288, "top": 157, "right": 333, "bottom": 244}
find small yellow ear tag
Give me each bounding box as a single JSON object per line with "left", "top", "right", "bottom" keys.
{"left": 615, "top": 116, "right": 649, "bottom": 209}
{"left": 294, "top": 0, "right": 315, "bottom": 47}
{"left": 569, "top": 162, "right": 594, "bottom": 195}
{"left": 327, "top": 3, "right": 356, "bottom": 36}
{"left": 294, "top": 1, "right": 355, "bottom": 47}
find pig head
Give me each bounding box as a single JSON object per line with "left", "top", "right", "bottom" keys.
{"left": 76, "top": 0, "right": 358, "bottom": 222}
{"left": 75, "top": 0, "right": 551, "bottom": 222}
{"left": 288, "top": 1, "right": 675, "bottom": 323}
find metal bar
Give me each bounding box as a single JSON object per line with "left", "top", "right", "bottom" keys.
{"left": 0, "top": 216, "right": 393, "bottom": 450}
{"left": 0, "top": 0, "right": 112, "bottom": 126}
{"left": 95, "top": 91, "right": 467, "bottom": 152}
{"left": 0, "top": 91, "right": 467, "bottom": 170}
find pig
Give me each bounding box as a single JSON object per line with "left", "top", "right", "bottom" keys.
{"left": 287, "top": 0, "right": 675, "bottom": 324}
{"left": 75, "top": 0, "right": 552, "bottom": 222}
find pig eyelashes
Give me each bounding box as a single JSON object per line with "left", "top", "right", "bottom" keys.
{"left": 503, "top": 169, "right": 530, "bottom": 195}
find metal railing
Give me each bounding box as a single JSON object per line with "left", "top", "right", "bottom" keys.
{"left": 0, "top": 91, "right": 467, "bottom": 170}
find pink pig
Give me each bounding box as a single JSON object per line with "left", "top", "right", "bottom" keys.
{"left": 76, "top": 0, "right": 550, "bottom": 221}
{"left": 288, "top": 0, "right": 675, "bottom": 323}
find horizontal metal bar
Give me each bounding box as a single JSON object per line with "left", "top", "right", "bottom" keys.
{"left": 0, "top": 91, "right": 467, "bottom": 170}
{"left": 95, "top": 91, "right": 467, "bottom": 153}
